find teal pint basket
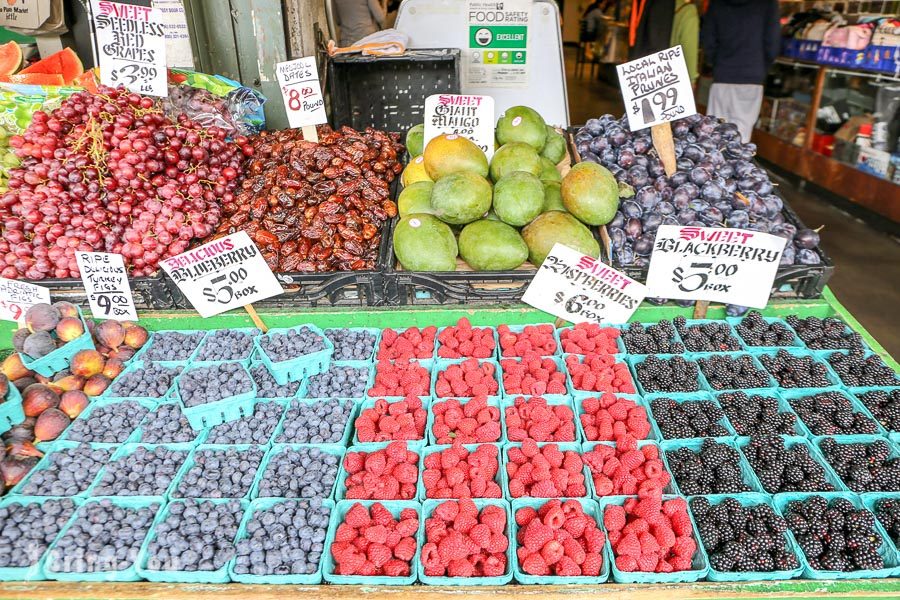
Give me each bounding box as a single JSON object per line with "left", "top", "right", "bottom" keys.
{"left": 503, "top": 441, "right": 590, "bottom": 499}
{"left": 567, "top": 353, "right": 640, "bottom": 396}
{"left": 352, "top": 396, "right": 433, "bottom": 446}
{"left": 672, "top": 318, "right": 745, "bottom": 353}
{"left": 0, "top": 381, "right": 24, "bottom": 436}
{"left": 726, "top": 315, "right": 805, "bottom": 350}
{"left": 735, "top": 435, "right": 848, "bottom": 493}
{"left": 248, "top": 360, "right": 306, "bottom": 400}
{"left": 781, "top": 387, "right": 888, "bottom": 438}
{"left": 498, "top": 355, "right": 571, "bottom": 399}
{"left": 694, "top": 352, "right": 778, "bottom": 392}
{"left": 191, "top": 328, "right": 260, "bottom": 365}
{"left": 432, "top": 358, "right": 502, "bottom": 400}
{"left": 227, "top": 497, "right": 334, "bottom": 584}
{"left": 510, "top": 497, "right": 609, "bottom": 584}
{"left": 556, "top": 324, "right": 626, "bottom": 355}
{"left": 253, "top": 324, "right": 334, "bottom": 385}
{"left": 496, "top": 324, "right": 563, "bottom": 358}
{"left": 627, "top": 354, "right": 708, "bottom": 396}
{"left": 272, "top": 397, "right": 358, "bottom": 446}
{"left": 19, "top": 308, "right": 94, "bottom": 377}
{"left": 686, "top": 493, "right": 804, "bottom": 581}
{"left": 102, "top": 360, "right": 184, "bottom": 403}
{"left": 43, "top": 495, "right": 164, "bottom": 582}
{"left": 614, "top": 321, "right": 680, "bottom": 356}
{"left": 335, "top": 442, "right": 422, "bottom": 501}
{"left": 135, "top": 497, "right": 249, "bottom": 583}
{"left": 169, "top": 444, "right": 266, "bottom": 500}
{"left": 0, "top": 495, "right": 82, "bottom": 582}
{"left": 572, "top": 391, "right": 654, "bottom": 442}
{"left": 660, "top": 437, "right": 765, "bottom": 495}
{"left": 132, "top": 400, "right": 207, "bottom": 446}
{"left": 132, "top": 329, "right": 207, "bottom": 367}
{"left": 417, "top": 443, "right": 504, "bottom": 501}
{"left": 376, "top": 327, "right": 438, "bottom": 361}
{"left": 813, "top": 434, "right": 900, "bottom": 493}
{"left": 428, "top": 395, "right": 504, "bottom": 446}
{"left": 325, "top": 327, "right": 382, "bottom": 362}
{"left": 861, "top": 492, "right": 900, "bottom": 561}
{"left": 714, "top": 389, "right": 813, "bottom": 438}
{"left": 501, "top": 394, "right": 579, "bottom": 443}
{"left": 644, "top": 392, "right": 737, "bottom": 441}
{"left": 754, "top": 348, "right": 844, "bottom": 390}
{"left": 419, "top": 498, "right": 514, "bottom": 585}
{"left": 251, "top": 443, "right": 345, "bottom": 500}
{"left": 174, "top": 361, "right": 258, "bottom": 430}
{"left": 62, "top": 396, "right": 156, "bottom": 444}
{"left": 202, "top": 398, "right": 286, "bottom": 446}
{"left": 850, "top": 386, "right": 900, "bottom": 442}
{"left": 322, "top": 499, "right": 422, "bottom": 585}
{"left": 7, "top": 441, "right": 117, "bottom": 498}
{"left": 366, "top": 359, "right": 434, "bottom": 401}
{"left": 301, "top": 361, "right": 374, "bottom": 401}
{"left": 87, "top": 442, "right": 194, "bottom": 499}
{"left": 435, "top": 325, "right": 498, "bottom": 361}
{"left": 818, "top": 349, "right": 900, "bottom": 388}
{"left": 582, "top": 440, "right": 678, "bottom": 498}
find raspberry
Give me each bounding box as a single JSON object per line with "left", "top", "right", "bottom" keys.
{"left": 435, "top": 360, "right": 499, "bottom": 398}
{"left": 369, "top": 359, "right": 430, "bottom": 397}
{"left": 497, "top": 324, "right": 558, "bottom": 357}
{"left": 437, "top": 318, "right": 497, "bottom": 359}
{"left": 378, "top": 326, "right": 436, "bottom": 360}
{"left": 566, "top": 353, "right": 636, "bottom": 394}
{"left": 583, "top": 439, "right": 671, "bottom": 497}
{"left": 504, "top": 396, "right": 577, "bottom": 442}
{"left": 424, "top": 501, "right": 509, "bottom": 578}
{"left": 331, "top": 503, "right": 419, "bottom": 576}
{"left": 616, "top": 532, "right": 641, "bottom": 557}
{"left": 501, "top": 353, "right": 568, "bottom": 396}
{"left": 341, "top": 444, "right": 418, "bottom": 500}
{"left": 582, "top": 552, "right": 603, "bottom": 576}
{"left": 559, "top": 323, "right": 621, "bottom": 355}
{"left": 356, "top": 397, "right": 428, "bottom": 443}
{"left": 431, "top": 398, "right": 501, "bottom": 444}
{"left": 579, "top": 393, "right": 652, "bottom": 441}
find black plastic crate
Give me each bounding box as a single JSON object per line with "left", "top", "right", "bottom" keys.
{"left": 385, "top": 268, "right": 537, "bottom": 306}
{"left": 328, "top": 49, "right": 460, "bottom": 134}
{"left": 21, "top": 275, "right": 174, "bottom": 310}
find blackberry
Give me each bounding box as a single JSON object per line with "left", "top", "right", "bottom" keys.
{"left": 621, "top": 320, "right": 684, "bottom": 354}
{"left": 788, "top": 391, "right": 880, "bottom": 436}
{"left": 859, "top": 389, "right": 900, "bottom": 433}
{"left": 718, "top": 391, "right": 797, "bottom": 435}
{"left": 636, "top": 355, "right": 701, "bottom": 393}
{"left": 741, "top": 436, "right": 835, "bottom": 493}
{"left": 786, "top": 316, "right": 863, "bottom": 351}
{"left": 673, "top": 316, "right": 741, "bottom": 352}
{"left": 667, "top": 439, "right": 751, "bottom": 494}
{"left": 650, "top": 397, "right": 729, "bottom": 439}
{"left": 784, "top": 495, "right": 885, "bottom": 572}
{"left": 820, "top": 437, "right": 900, "bottom": 492}
{"left": 873, "top": 499, "right": 900, "bottom": 548}
{"left": 698, "top": 354, "right": 771, "bottom": 390}
{"left": 691, "top": 497, "right": 798, "bottom": 573}
{"left": 735, "top": 312, "right": 797, "bottom": 347}
{"left": 759, "top": 350, "right": 832, "bottom": 388}
{"left": 828, "top": 349, "right": 899, "bottom": 387}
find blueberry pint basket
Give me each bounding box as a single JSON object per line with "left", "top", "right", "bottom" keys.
{"left": 173, "top": 361, "right": 258, "bottom": 430}
{"left": 253, "top": 324, "right": 334, "bottom": 385}
{"left": 0, "top": 495, "right": 83, "bottom": 582}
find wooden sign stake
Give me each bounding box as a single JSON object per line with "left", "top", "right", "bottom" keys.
{"left": 554, "top": 317, "right": 566, "bottom": 329}
{"left": 692, "top": 300, "right": 710, "bottom": 319}
{"left": 244, "top": 305, "right": 268, "bottom": 333}
{"left": 651, "top": 123, "right": 677, "bottom": 177}
{"left": 302, "top": 125, "right": 319, "bottom": 143}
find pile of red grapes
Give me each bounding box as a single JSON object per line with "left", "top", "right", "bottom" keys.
{"left": 0, "top": 87, "right": 250, "bottom": 279}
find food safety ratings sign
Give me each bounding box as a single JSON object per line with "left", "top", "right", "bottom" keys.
{"left": 424, "top": 94, "right": 495, "bottom": 159}
{"left": 645, "top": 225, "right": 786, "bottom": 309}
{"left": 75, "top": 252, "right": 138, "bottom": 321}
{"left": 91, "top": 0, "right": 168, "bottom": 96}
{"left": 466, "top": 0, "right": 530, "bottom": 88}
{"left": 159, "top": 231, "right": 284, "bottom": 318}
{"left": 276, "top": 56, "right": 327, "bottom": 129}
{"left": 523, "top": 244, "right": 647, "bottom": 325}
{"left": 0, "top": 278, "right": 50, "bottom": 324}
{"left": 616, "top": 45, "right": 696, "bottom": 131}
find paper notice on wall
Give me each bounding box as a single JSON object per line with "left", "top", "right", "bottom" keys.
{"left": 153, "top": 0, "right": 195, "bottom": 69}
{"left": 465, "top": 0, "right": 530, "bottom": 88}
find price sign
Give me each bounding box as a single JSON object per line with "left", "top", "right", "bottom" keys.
{"left": 523, "top": 244, "right": 647, "bottom": 325}
{"left": 616, "top": 45, "right": 696, "bottom": 132}
{"left": 275, "top": 57, "right": 326, "bottom": 130}
{"left": 0, "top": 278, "right": 50, "bottom": 323}
{"left": 645, "top": 225, "right": 786, "bottom": 309}
{"left": 424, "top": 94, "right": 495, "bottom": 160}
{"left": 75, "top": 252, "right": 137, "bottom": 321}
{"left": 90, "top": 0, "right": 168, "bottom": 96}
{"left": 158, "top": 231, "right": 284, "bottom": 318}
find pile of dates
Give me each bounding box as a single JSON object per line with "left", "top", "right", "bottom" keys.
{"left": 216, "top": 125, "right": 402, "bottom": 272}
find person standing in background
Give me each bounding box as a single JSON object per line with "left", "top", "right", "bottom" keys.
{"left": 333, "top": 0, "right": 386, "bottom": 47}
{"left": 670, "top": 0, "right": 699, "bottom": 87}
{"left": 702, "top": 0, "right": 781, "bottom": 142}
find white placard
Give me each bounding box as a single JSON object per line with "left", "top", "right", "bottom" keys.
{"left": 275, "top": 57, "right": 327, "bottom": 130}
{"left": 91, "top": 0, "right": 168, "bottom": 96}
{"left": 616, "top": 45, "right": 696, "bottom": 132}
{"left": 523, "top": 244, "right": 647, "bottom": 325}
{"left": 465, "top": 0, "right": 530, "bottom": 88}
{"left": 0, "top": 0, "right": 48, "bottom": 30}
{"left": 158, "top": 231, "right": 284, "bottom": 318}
{"left": 424, "top": 94, "right": 495, "bottom": 160}
{"left": 153, "top": 0, "right": 195, "bottom": 69}
{"left": 75, "top": 252, "right": 137, "bottom": 321}
{"left": 645, "top": 225, "right": 786, "bottom": 309}
{"left": 0, "top": 278, "right": 50, "bottom": 324}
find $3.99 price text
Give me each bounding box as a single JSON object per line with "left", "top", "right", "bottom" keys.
{"left": 202, "top": 268, "right": 259, "bottom": 305}
{"left": 110, "top": 64, "right": 158, "bottom": 87}
{"left": 672, "top": 261, "right": 738, "bottom": 293}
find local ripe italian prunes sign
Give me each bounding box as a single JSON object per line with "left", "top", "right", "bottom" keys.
{"left": 645, "top": 225, "right": 786, "bottom": 308}
{"left": 616, "top": 45, "right": 696, "bottom": 132}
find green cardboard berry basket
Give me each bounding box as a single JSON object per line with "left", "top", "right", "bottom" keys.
{"left": 498, "top": 355, "right": 571, "bottom": 399}
{"left": 713, "top": 389, "right": 814, "bottom": 438}
{"left": 352, "top": 396, "right": 433, "bottom": 446}
{"left": 201, "top": 398, "right": 287, "bottom": 446}
{"left": 726, "top": 315, "right": 806, "bottom": 350}
{"left": 0, "top": 495, "right": 83, "bottom": 582}
{"left": 849, "top": 386, "right": 900, "bottom": 442}
{"left": 300, "top": 360, "right": 375, "bottom": 401}
{"left": 131, "top": 329, "right": 208, "bottom": 367}
{"left": 417, "top": 443, "right": 505, "bottom": 501}
{"left": 227, "top": 497, "right": 335, "bottom": 584}
{"left": 672, "top": 318, "right": 745, "bottom": 353}
{"left": 42, "top": 495, "right": 164, "bottom": 582}
{"left": 510, "top": 497, "right": 610, "bottom": 584}
{"left": 251, "top": 443, "right": 345, "bottom": 501}
{"left": 62, "top": 396, "right": 157, "bottom": 445}
{"left": 780, "top": 387, "right": 888, "bottom": 439}
{"left": 496, "top": 324, "right": 564, "bottom": 358}
{"left": 271, "top": 397, "right": 359, "bottom": 447}
{"left": 643, "top": 392, "right": 737, "bottom": 441}
{"left": 692, "top": 351, "right": 779, "bottom": 393}
{"left": 596, "top": 494, "right": 709, "bottom": 584}
{"left": 753, "top": 347, "right": 845, "bottom": 391}
{"left": 567, "top": 353, "right": 641, "bottom": 396}
{"left": 335, "top": 441, "right": 422, "bottom": 501}
{"left": 0, "top": 380, "right": 24, "bottom": 435}
{"left": 322, "top": 499, "right": 422, "bottom": 585}
{"left": 168, "top": 444, "right": 267, "bottom": 500}
{"left": 502, "top": 441, "right": 590, "bottom": 500}
{"left": 132, "top": 400, "right": 208, "bottom": 446}
{"left": 253, "top": 324, "right": 334, "bottom": 385}
{"left": 435, "top": 325, "right": 498, "bottom": 361}
{"left": 572, "top": 391, "right": 657, "bottom": 443}
{"left": 101, "top": 360, "right": 184, "bottom": 403}
{"left": 556, "top": 324, "right": 626, "bottom": 355}
{"left": 375, "top": 327, "right": 438, "bottom": 361}
{"left": 659, "top": 437, "right": 766, "bottom": 496}
{"left": 428, "top": 396, "right": 505, "bottom": 446}
{"left": 325, "top": 327, "right": 382, "bottom": 363}
{"left": 772, "top": 492, "right": 899, "bottom": 579}
{"left": 812, "top": 434, "right": 900, "bottom": 493}
{"left": 861, "top": 491, "right": 900, "bottom": 563}
{"left": 734, "top": 435, "right": 848, "bottom": 493}
{"left": 500, "top": 393, "right": 579, "bottom": 443}
{"left": 86, "top": 442, "right": 195, "bottom": 499}
{"left": 191, "top": 327, "right": 260, "bottom": 365}
{"left": 19, "top": 307, "right": 94, "bottom": 377}
{"left": 135, "top": 497, "right": 249, "bottom": 583}
{"left": 685, "top": 493, "right": 804, "bottom": 581}
{"left": 582, "top": 440, "right": 678, "bottom": 499}
{"left": 7, "top": 440, "right": 117, "bottom": 498}
{"left": 247, "top": 360, "right": 307, "bottom": 400}
{"left": 173, "top": 361, "right": 258, "bottom": 430}
{"left": 419, "top": 498, "right": 514, "bottom": 585}
{"left": 432, "top": 358, "right": 502, "bottom": 401}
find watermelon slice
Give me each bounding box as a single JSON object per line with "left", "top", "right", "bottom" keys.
{"left": 73, "top": 69, "right": 99, "bottom": 93}
{"left": 0, "top": 41, "right": 21, "bottom": 77}
{"left": 19, "top": 48, "right": 83, "bottom": 85}
{"left": 0, "top": 73, "right": 66, "bottom": 86}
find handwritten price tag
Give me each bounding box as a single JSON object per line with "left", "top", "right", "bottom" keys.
{"left": 75, "top": 252, "right": 138, "bottom": 321}
{"left": 523, "top": 244, "right": 647, "bottom": 324}
{"left": 616, "top": 46, "right": 696, "bottom": 132}
{"left": 645, "top": 225, "right": 786, "bottom": 308}
{"left": 0, "top": 278, "right": 50, "bottom": 323}
{"left": 275, "top": 57, "right": 326, "bottom": 130}
{"left": 424, "top": 94, "right": 495, "bottom": 160}
{"left": 158, "top": 231, "right": 284, "bottom": 318}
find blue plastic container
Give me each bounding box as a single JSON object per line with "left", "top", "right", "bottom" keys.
{"left": 614, "top": 321, "right": 680, "bottom": 356}
{"left": 694, "top": 352, "right": 778, "bottom": 392}
{"left": 503, "top": 441, "right": 589, "bottom": 499}
{"left": 174, "top": 361, "right": 258, "bottom": 430}
{"left": 772, "top": 492, "right": 899, "bottom": 580}
{"left": 325, "top": 327, "right": 382, "bottom": 362}
{"left": 861, "top": 492, "right": 900, "bottom": 558}
{"left": 572, "top": 391, "right": 655, "bottom": 443}
{"left": 0, "top": 381, "right": 24, "bottom": 436}
{"left": 597, "top": 495, "right": 709, "bottom": 583}
{"left": 686, "top": 493, "right": 803, "bottom": 581}
{"left": 87, "top": 442, "right": 194, "bottom": 499}
{"left": 251, "top": 443, "right": 345, "bottom": 500}
{"left": 432, "top": 358, "right": 502, "bottom": 400}
{"left": 435, "top": 324, "right": 498, "bottom": 361}
{"left": 428, "top": 396, "right": 504, "bottom": 446}
{"left": 781, "top": 387, "right": 888, "bottom": 439}
{"left": 813, "top": 434, "right": 900, "bottom": 493}
{"left": 754, "top": 348, "right": 844, "bottom": 390}
{"left": 498, "top": 355, "right": 571, "bottom": 399}
{"left": 227, "top": 497, "right": 334, "bottom": 584}
{"left": 501, "top": 394, "right": 579, "bottom": 443}
{"left": 726, "top": 315, "right": 805, "bottom": 350}
{"left": 301, "top": 361, "right": 374, "bottom": 401}
{"left": 556, "top": 323, "right": 626, "bottom": 355}
{"left": 0, "top": 495, "right": 82, "bottom": 582}
{"left": 735, "top": 435, "right": 848, "bottom": 493}
{"left": 7, "top": 441, "right": 117, "bottom": 498}
{"left": 817, "top": 349, "right": 900, "bottom": 388}
{"left": 322, "top": 499, "right": 422, "bottom": 585}
{"left": 496, "top": 324, "right": 563, "bottom": 358}
{"left": 19, "top": 308, "right": 94, "bottom": 377}
{"left": 43, "top": 495, "right": 164, "bottom": 581}
{"left": 352, "top": 396, "right": 432, "bottom": 446}
{"left": 417, "top": 443, "right": 504, "bottom": 501}
{"left": 627, "top": 354, "right": 708, "bottom": 396}
{"left": 510, "top": 497, "right": 609, "bottom": 583}
{"left": 419, "top": 498, "right": 514, "bottom": 585}
{"left": 335, "top": 442, "right": 422, "bottom": 501}
{"left": 191, "top": 327, "right": 260, "bottom": 365}
{"left": 272, "top": 397, "right": 358, "bottom": 447}
{"left": 672, "top": 318, "right": 744, "bottom": 353}
{"left": 660, "top": 438, "right": 765, "bottom": 495}
{"left": 132, "top": 329, "right": 207, "bottom": 367}
{"left": 102, "top": 360, "right": 184, "bottom": 403}
{"left": 849, "top": 386, "right": 900, "bottom": 442}
{"left": 253, "top": 324, "right": 334, "bottom": 385}
{"left": 582, "top": 440, "right": 677, "bottom": 498}
{"left": 713, "top": 389, "right": 813, "bottom": 438}
{"left": 643, "top": 392, "right": 737, "bottom": 441}
{"left": 375, "top": 327, "right": 438, "bottom": 361}
{"left": 63, "top": 396, "right": 156, "bottom": 444}
{"left": 169, "top": 444, "right": 267, "bottom": 500}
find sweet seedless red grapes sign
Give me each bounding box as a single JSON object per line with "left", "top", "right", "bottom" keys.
{"left": 275, "top": 57, "right": 326, "bottom": 129}
{"left": 0, "top": 278, "right": 49, "bottom": 324}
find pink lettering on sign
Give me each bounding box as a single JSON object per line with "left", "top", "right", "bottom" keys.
{"left": 575, "top": 256, "right": 632, "bottom": 290}
{"left": 679, "top": 227, "right": 753, "bottom": 244}
{"left": 97, "top": 1, "right": 152, "bottom": 21}
{"left": 437, "top": 95, "right": 483, "bottom": 106}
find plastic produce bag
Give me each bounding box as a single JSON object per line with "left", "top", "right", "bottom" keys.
{"left": 162, "top": 69, "right": 266, "bottom": 136}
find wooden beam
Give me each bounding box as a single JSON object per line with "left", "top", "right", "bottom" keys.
{"left": 803, "top": 66, "right": 826, "bottom": 150}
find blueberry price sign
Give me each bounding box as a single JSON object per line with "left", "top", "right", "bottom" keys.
{"left": 90, "top": 0, "right": 168, "bottom": 97}
{"left": 0, "top": 278, "right": 50, "bottom": 324}
{"left": 645, "top": 224, "right": 787, "bottom": 309}
{"left": 424, "top": 94, "right": 496, "bottom": 160}
{"left": 275, "top": 56, "right": 326, "bottom": 139}
{"left": 158, "top": 231, "right": 284, "bottom": 318}
{"left": 523, "top": 243, "right": 647, "bottom": 325}
{"left": 75, "top": 252, "right": 138, "bottom": 321}
{"left": 616, "top": 45, "right": 696, "bottom": 132}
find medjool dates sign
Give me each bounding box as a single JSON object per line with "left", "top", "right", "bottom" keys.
{"left": 159, "top": 231, "right": 284, "bottom": 318}
{"left": 90, "top": 0, "right": 167, "bottom": 96}
{"left": 616, "top": 46, "right": 696, "bottom": 132}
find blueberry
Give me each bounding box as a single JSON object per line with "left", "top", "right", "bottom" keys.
{"left": 0, "top": 499, "right": 77, "bottom": 568}
{"left": 66, "top": 401, "right": 149, "bottom": 443}
{"left": 91, "top": 446, "right": 189, "bottom": 496}
{"left": 275, "top": 398, "right": 354, "bottom": 444}
{"left": 178, "top": 363, "right": 253, "bottom": 408}
{"left": 195, "top": 329, "right": 259, "bottom": 362}
{"left": 232, "top": 500, "right": 330, "bottom": 576}
{"left": 20, "top": 444, "right": 112, "bottom": 496}
{"left": 145, "top": 499, "right": 244, "bottom": 572}
{"left": 256, "top": 447, "right": 340, "bottom": 499}
{"left": 142, "top": 331, "right": 205, "bottom": 362}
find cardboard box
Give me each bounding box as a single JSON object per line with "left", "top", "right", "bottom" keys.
{"left": 0, "top": 0, "right": 51, "bottom": 30}
{"left": 857, "top": 146, "right": 891, "bottom": 178}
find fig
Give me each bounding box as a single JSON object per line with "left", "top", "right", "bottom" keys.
{"left": 2, "top": 421, "right": 34, "bottom": 445}
{"left": 8, "top": 441, "right": 42, "bottom": 458}
{"left": 59, "top": 390, "right": 89, "bottom": 419}
{"left": 22, "top": 331, "right": 56, "bottom": 358}
{"left": 52, "top": 301, "right": 79, "bottom": 319}
{"left": 96, "top": 320, "right": 126, "bottom": 349}
{"left": 102, "top": 358, "right": 124, "bottom": 380}
{"left": 2, "top": 353, "right": 33, "bottom": 381}
{"left": 0, "top": 374, "right": 7, "bottom": 399}
{"left": 94, "top": 343, "right": 112, "bottom": 357}
{"left": 12, "top": 376, "right": 36, "bottom": 392}
{"left": 123, "top": 325, "right": 149, "bottom": 350}
{"left": 34, "top": 374, "right": 53, "bottom": 385}
{"left": 52, "top": 369, "right": 71, "bottom": 381}
{"left": 34, "top": 408, "right": 70, "bottom": 443}
{"left": 22, "top": 384, "right": 60, "bottom": 417}
{"left": 24, "top": 303, "right": 60, "bottom": 333}
{"left": 1, "top": 455, "right": 39, "bottom": 488}
{"left": 83, "top": 374, "right": 111, "bottom": 397}
{"left": 108, "top": 347, "right": 136, "bottom": 362}
{"left": 12, "top": 328, "right": 29, "bottom": 352}
{"left": 70, "top": 349, "right": 105, "bottom": 378}
{"left": 55, "top": 317, "right": 85, "bottom": 342}
{"left": 51, "top": 375, "right": 85, "bottom": 393}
